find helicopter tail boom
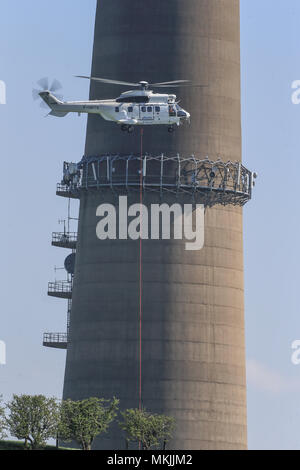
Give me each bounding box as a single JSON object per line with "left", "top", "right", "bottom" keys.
{"left": 39, "top": 91, "right": 70, "bottom": 117}
{"left": 39, "top": 90, "right": 62, "bottom": 107}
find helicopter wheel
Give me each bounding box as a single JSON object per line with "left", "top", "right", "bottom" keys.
{"left": 121, "top": 124, "right": 128, "bottom": 132}
{"left": 168, "top": 126, "right": 175, "bottom": 133}
{"left": 127, "top": 126, "right": 134, "bottom": 134}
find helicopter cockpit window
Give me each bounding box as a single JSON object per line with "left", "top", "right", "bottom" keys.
{"left": 175, "top": 104, "right": 187, "bottom": 117}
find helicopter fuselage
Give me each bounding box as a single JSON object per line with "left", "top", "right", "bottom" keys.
{"left": 39, "top": 89, "right": 190, "bottom": 132}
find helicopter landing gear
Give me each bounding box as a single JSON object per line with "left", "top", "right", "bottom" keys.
{"left": 121, "top": 124, "right": 134, "bottom": 133}
{"left": 168, "top": 126, "right": 175, "bottom": 133}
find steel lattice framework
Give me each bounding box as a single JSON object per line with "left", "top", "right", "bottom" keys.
{"left": 58, "top": 155, "right": 256, "bottom": 207}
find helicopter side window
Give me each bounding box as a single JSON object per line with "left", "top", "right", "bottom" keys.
{"left": 116, "top": 97, "right": 132, "bottom": 103}
{"left": 141, "top": 106, "right": 146, "bottom": 113}
{"left": 128, "top": 107, "right": 133, "bottom": 113}
{"left": 135, "top": 96, "right": 149, "bottom": 103}
{"left": 155, "top": 106, "right": 160, "bottom": 113}
{"left": 147, "top": 106, "right": 153, "bottom": 113}
{"left": 169, "top": 105, "right": 176, "bottom": 117}
{"left": 117, "top": 96, "right": 149, "bottom": 104}
{"left": 115, "top": 107, "right": 120, "bottom": 112}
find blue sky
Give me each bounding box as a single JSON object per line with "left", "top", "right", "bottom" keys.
{"left": 0, "top": 0, "right": 300, "bottom": 450}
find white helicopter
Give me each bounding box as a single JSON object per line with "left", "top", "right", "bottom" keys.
{"left": 33, "top": 76, "right": 196, "bottom": 133}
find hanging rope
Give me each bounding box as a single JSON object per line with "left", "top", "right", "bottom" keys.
{"left": 139, "top": 128, "right": 144, "bottom": 413}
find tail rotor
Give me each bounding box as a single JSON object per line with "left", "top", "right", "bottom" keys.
{"left": 32, "top": 77, "right": 63, "bottom": 108}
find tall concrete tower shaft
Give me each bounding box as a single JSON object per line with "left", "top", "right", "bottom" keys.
{"left": 63, "top": 0, "right": 247, "bottom": 449}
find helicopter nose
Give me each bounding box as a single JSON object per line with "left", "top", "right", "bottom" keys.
{"left": 177, "top": 110, "right": 187, "bottom": 118}
{"left": 178, "top": 110, "right": 190, "bottom": 121}
{"left": 184, "top": 112, "right": 191, "bottom": 124}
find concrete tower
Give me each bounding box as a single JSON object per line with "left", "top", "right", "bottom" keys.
{"left": 61, "top": 0, "right": 249, "bottom": 450}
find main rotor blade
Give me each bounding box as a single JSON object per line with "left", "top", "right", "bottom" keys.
{"left": 151, "top": 80, "right": 190, "bottom": 86}
{"left": 37, "top": 77, "right": 49, "bottom": 90}
{"left": 75, "top": 76, "right": 140, "bottom": 87}
{"left": 153, "top": 84, "right": 207, "bottom": 88}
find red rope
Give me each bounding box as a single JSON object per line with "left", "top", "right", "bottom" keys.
{"left": 139, "top": 128, "right": 143, "bottom": 412}
{"left": 138, "top": 128, "right": 144, "bottom": 451}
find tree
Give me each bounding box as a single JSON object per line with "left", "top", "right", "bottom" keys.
{"left": 59, "top": 397, "right": 119, "bottom": 450}
{"left": 6, "top": 395, "right": 59, "bottom": 449}
{"left": 119, "top": 408, "right": 175, "bottom": 450}
{"left": 0, "top": 396, "right": 7, "bottom": 440}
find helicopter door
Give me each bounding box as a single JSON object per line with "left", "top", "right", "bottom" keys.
{"left": 140, "top": 105, "right": 154, "bottom": 122}
{"left": 169, "top": 105, "right": 176, "bottom": 117}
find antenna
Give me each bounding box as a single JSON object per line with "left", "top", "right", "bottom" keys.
{"left": 58, "top": 219, "right": 66, "bottom": 235}
{"left": 54, "top": 265, "right": 65, "bottom": 283}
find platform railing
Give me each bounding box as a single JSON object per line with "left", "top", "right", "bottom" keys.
{"left": 52, "top": 232, "right": 77, "bottom": 246}
{"left": 58, "top": 155, "right": 256, "bottom": 207}
{"left": 56, "top": 183, "right": 80, "bottom": 199}
{"left": 48, "top": 281, "right": 72, "bottom": 295}
{"left": 43, "top": 333, "right": 68, "bottom": 349}
{"left": 43, "top": 333, "right": 68, "bottom": 344}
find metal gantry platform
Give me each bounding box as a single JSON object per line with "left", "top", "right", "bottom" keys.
{"left": 43, "top": 333, "right": 68, "bottom": 350}
{"left": 48, "top": 281, "right": 72, "bottom": 299}
{"left": 56, "top": 154, "right": 256, "bottom": 207}
{"left": 45, "top": 212, "right": 76, "bottom": 348}
{"left": 46, "top": 153, "right": 256, "bottom": 350}
{"left": 56, "top": 183, "right": 80, "bottom": 199}
{"left": 52, "top": 232, "right": 77, "bottom": 249}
